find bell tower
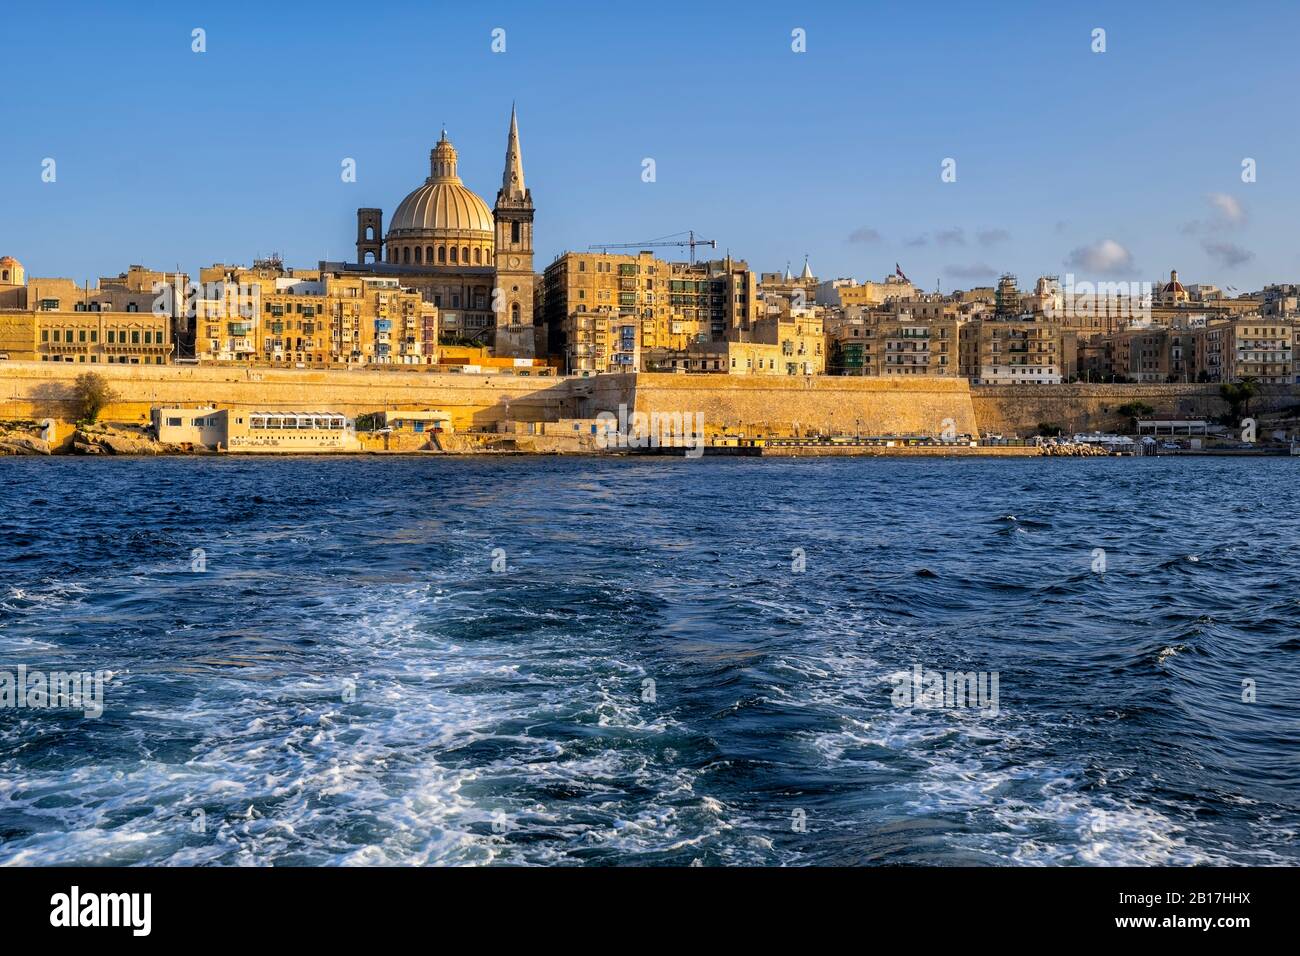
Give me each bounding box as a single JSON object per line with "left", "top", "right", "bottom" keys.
{"left": 357, "top": 208, "right": 383, "bottom": 265}
{"left": 493, "top": 104, "right": 535, "bottom": 357}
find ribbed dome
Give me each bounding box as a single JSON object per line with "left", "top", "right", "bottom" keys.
{"left": 388, "top": 181, "right": 494, "bottom": 236}
{"left": 386, "top": 131, "right": 495, "bottom": 241}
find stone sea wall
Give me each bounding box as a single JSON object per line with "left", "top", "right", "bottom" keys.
{"left": 588, "top": 372, "right": 981, "bottom": 438}
{"left": 3, "top": 361, "right": 1295, "bottom": 443}
{"left": 0, "top": 360, "right": 575, "bottom": 431}
{"left": 971, "top": 383, "right": 1300, "bottom": 436}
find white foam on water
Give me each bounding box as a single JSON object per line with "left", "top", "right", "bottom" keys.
{"left": 1, "top": 580, "right": 767, "bottom": 866}
{"left": 790, "top": 637, "right": 1252, "bottom": 866}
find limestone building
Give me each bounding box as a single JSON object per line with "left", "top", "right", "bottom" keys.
{"left": 194, "top": 259, "right": 438, "bottom": 367}
{"left": 827, "top": 309, "right": 961, "bottom": 377}
{"left": 0, "top": 263, "right": 182, "bottom": 365}
{"left": 542, "top": 251, "right": 760, "bottom": 374}
{"left": 324, "top": 106, "right": 537, "bottom": 358}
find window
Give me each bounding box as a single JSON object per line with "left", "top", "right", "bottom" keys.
{"left": 511, "top": 221, "right": 521, "bottom": 243}
{"left": 132, "top": 331, "right": 140, "bottom": 344}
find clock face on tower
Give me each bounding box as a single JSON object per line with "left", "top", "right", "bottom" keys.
{"left": 509, "top": 256, "right": 520, "bottom": 268}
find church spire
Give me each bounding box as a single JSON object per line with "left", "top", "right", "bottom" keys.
{"left": 501, "top": 103, "right": 526, "bottom": 200}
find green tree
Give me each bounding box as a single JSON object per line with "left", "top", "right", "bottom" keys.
{"left": 1115, "top": 401, "right": 1154, "bottom": 433}
{"left": 1219, "top": 379, "right": 1258, "bottom": 423}
{"left": 71, "top": 372, "right": 116, "bottom": 423}
{"left": 354, "top": 412, "right": 383, "bottom": 432}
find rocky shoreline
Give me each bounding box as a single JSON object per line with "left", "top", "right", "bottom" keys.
{"left": 0, "top": 422, "right": 186, "bottom": 456}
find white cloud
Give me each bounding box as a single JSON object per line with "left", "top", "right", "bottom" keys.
{"left": 1064, "top": 239, "right": 1135, "bottom": 275}
{"left": 1206, "top": 193, "right": 1245, "bottom": 225}
{"left": 1181, "top": 193, "right": 1247, "bottom": 234}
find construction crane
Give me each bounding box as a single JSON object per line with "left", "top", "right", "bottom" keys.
{"left": 588, "top": 229, "right": 717, "bottom": 264}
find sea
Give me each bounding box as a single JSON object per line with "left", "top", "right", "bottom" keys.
{"left": 0, "top": 455, "right": 1296, "bottom": 866}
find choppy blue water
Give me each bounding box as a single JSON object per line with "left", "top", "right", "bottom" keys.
{"left": 0, "top": 456, "right": 1297, "bottom": 866}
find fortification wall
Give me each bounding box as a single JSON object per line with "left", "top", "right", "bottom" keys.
{"left": 971, "top": 384, "right": 1300, "bottom": 436}
{"left": 4, "top": 362, "right": 1293, "bottom": 443}
{"left": 600, "top": 373, "right": 979, "bottom": 438}
{"left": 0, "top": 361, "right": 575, "bottom": 431}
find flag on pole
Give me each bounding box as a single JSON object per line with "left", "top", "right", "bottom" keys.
{"left": 896, "top": 263, "right": 910, "bottom": 283}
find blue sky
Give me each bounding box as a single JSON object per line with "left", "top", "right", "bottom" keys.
{"left": 1, "top": 0, "right": 1296, "bottom": 292}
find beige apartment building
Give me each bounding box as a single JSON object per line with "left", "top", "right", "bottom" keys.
{"left": 827, "top": 309, "right": 961, "bottom": 377}
{"left": 649, "top": 306, "right": 825, "bottom": 376}
{"left": 193, "top": 261, "right": 439, "bottom": 367}
{"left": 1192, "top": 317, "right": 1294, "bottom": 384}
{"left": 1077, "top": 325, "right": 1201, "bottom": 383}
{"left": 542, "top": 251, "right": 759, "bottom": 374}
{"left": 0, "top": 269, "right": 180, "bottom": 365}
{"left": 960, "top": 318, "right": 1073, "bottom": 384}
{"left": 833, "top": 274, "right": 918, "bottom": 308}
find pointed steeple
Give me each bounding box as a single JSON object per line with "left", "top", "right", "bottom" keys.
{"left": 784, "top": 261, "right": 793, "bottom": 282}
{"left": 501, "top": 103, "right": 526, "bottom": 200}
{"left": 800, "top": 255, "right": 813, "bottom": 280}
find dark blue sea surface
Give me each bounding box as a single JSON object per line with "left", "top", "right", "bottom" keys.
{"left": 0, "top": 456, "right": 1296, "bottom": 866}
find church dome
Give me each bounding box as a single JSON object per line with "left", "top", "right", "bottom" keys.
{"left": 387, "top": 132, "right": 494, "bottom": 240}
{"left": 1162, "top": 269, "right": 1188, "bottom": 302}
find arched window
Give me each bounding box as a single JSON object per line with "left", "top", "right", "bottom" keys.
{"left": 365, "top": 226, "right": 375, "bottom": 241}
{"left": 462, "top": 247, "right": 469, "bottom": 264}
{"left": 426, "top": 246, "right": 433, "bottom": 264}
{"left": 511, "top": 302, "right": 521, "bottom": 323}
{"left": 511, "top": 222, "right": 521, "bottom": 243}
{"left": 1, "top": 271, "right": 8, "bottom": 282}
{"left": 127, "top": 302, "right": 138, "bottom": 313}
{"left": 403, "top": 247, "right": 411, "bottom": 264}
{"left": 450, "top": 246, "right": 458, "bottom": 264}
{"left": 438, "top": 246, "right": 446, "bottom": 264}
{"left": 364, "top": 252, "right": 375, "bottom": 264}
{"left": 414, "top": 247, "right": 422, "bottom": 264}
{"left": 474, "top": 248, "right": 481, "bottom": 265}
